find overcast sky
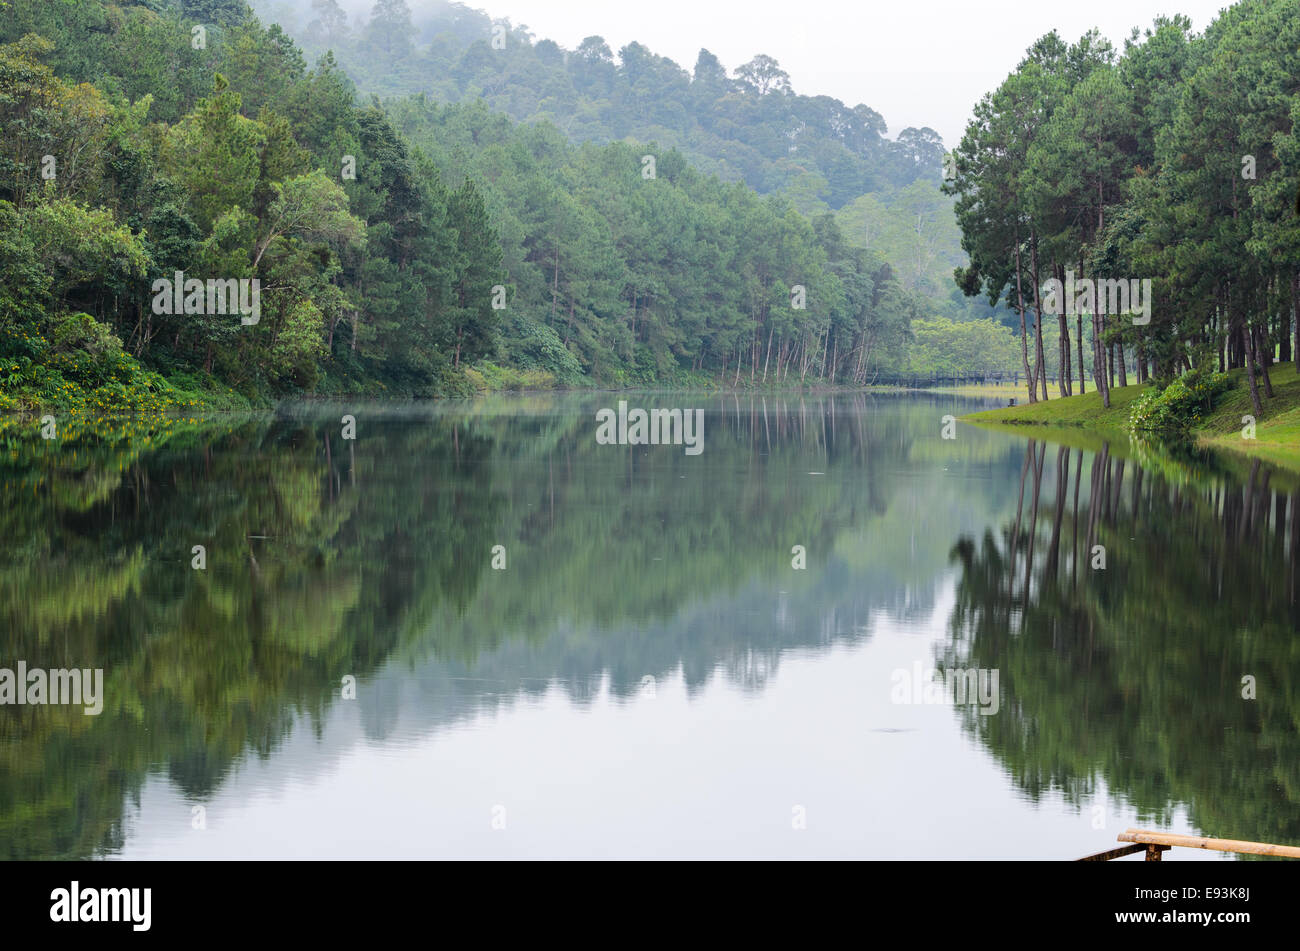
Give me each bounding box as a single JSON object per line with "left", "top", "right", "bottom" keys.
{"left": 412, "top": 0, "right": 1235, "bottom": 147}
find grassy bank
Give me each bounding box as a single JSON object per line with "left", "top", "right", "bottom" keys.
{"left": 964, "top": 363, "right": 1300, "bottom": 470}
{"left": 921, "top": 381, "right": 1066, "bottom": 401}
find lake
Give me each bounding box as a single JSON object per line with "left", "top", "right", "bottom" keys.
{"left": 1, "top": 393, "right": 1295, "bottom": 859}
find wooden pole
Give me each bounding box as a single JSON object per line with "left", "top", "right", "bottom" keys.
{"left": 1118, "top": 828, "right": 1300, "bottom": 859}
{"left": 1077, "top": 843, "right": 1146, "bottom": 862}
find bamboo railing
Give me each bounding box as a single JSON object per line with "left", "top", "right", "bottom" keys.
{"left": 1078, "top": 827, "right": 1300, "bottom": 861}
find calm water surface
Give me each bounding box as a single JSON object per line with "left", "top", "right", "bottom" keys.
{"left": 2, "top": 393, "right": 1296, "bottom": 859}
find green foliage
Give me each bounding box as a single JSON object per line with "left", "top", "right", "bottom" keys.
{"left": 0, "top": 7, "right": 499, "bottom": 404}
{"left": 1128, "top": 370, "right": 1231, "bottom": 437}
{"left": 465, "top": 361, "right": 557, "bottom": 392}
{"left": 0, "top": 315, "right": 211, "bottom": 414}
{"left": 0, "top": 0, "right": 943, "bottom": 405}
{"left": 908, "top": 317, "right": 1021, "bottom": 381}
{"left": 949, "top": 3, "right": 1300, "bottom": 417}
{"left": 383, "top": 99, "right": 918, "bottom": 386}
{"left": 835, "top": 183, "right": 1007, "bottom": 325}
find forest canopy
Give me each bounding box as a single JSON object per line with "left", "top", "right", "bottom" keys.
{"left": 4, "top": 0, "right": 1185, "bottom": 411}
{"left": 945, "top": 2, "right": 1300, "bottom": 411}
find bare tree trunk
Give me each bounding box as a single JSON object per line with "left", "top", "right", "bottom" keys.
{"left": 1014, "top": 234, "right": 1036, "bottom": 402}
{"left": 1293, "top": 270, "right": 1300, "bottom": 373}
{"left": 1037, "top": 315, "right": 1048, "bottom": 401}
{"left": 1030, "top": 234, "right": 1047, "bottom": 401}
{"left": 1257, "top": 325, "right": 1274, "bottom": 398}
{"left": 1077, "top": 314, "right": 1086, "bottom": 395}
{"left": 551, "top": 247, "right": 559, "bottom": 324}
{"left": 1059, "top": 314, "right": 1071, "bottom": 397}
{"left": 1241, "top": 306, "right": 1264, "bottom": 417}
{"left": 1093, "top": 311, "right": 1110, "bottom": 409}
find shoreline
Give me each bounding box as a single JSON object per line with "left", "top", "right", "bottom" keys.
{"left": 961, "top": 365, "right": 1300, "bottom": 474}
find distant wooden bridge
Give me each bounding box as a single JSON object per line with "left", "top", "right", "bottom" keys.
{"left": 1080, "top": 828, "right": 1300, "bottom": 861}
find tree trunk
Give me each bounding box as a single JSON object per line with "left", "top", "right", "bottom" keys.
{"left": 1030, "top": 234, "right": 1047, "bottom": 401}
{"left": 551, "top": 247, "right": 559, "bottom": 324}
{"left": 1077, "top": 314, "right": 1086, "bottom": 395}
{"left": 1293, "top": 270, "right": 1300, "bottom": 373}
{"left": 1014, "top": 234, "right": 1035, "bottom": 403}
{"left": 1241, "top": 310, "right": 1264, "bottom": 417}
{"left": 1059, "top": 316, "right": 1071, "bottom": 397}
{"left": 1280, "top": 305, "right": 1292, "bottom": 364}
{"left": 1093, "top": 312, "right": 1110, "bottom": 409}
{"left": 1257, "top": 326, "right": 1274, "bottom": 398}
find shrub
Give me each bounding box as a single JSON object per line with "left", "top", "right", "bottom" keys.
{"left": 472, "top": 361, "right": 557, "bottom": 391}
{"left": 1128, "top": 369, "right": 1231, "bottom": 437}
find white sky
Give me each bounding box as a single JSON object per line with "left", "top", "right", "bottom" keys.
{"left": 419, "top": 0, "right": 1236, "bottom": 147}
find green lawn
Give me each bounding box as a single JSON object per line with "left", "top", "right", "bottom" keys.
{"left": 963, "top": 379, "right": 1145, "bottom": 429}
{"left": 922, "top": 381, "right": 1068, "bottom": 401}
{"left": 964, "top": 363, "right": 1300, "bottom": 471}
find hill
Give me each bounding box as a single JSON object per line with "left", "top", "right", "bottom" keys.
{"left": 248, "top": 0, "right": 1008, "bottom": 325}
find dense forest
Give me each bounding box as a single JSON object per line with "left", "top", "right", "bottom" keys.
{"left": 257, "top": 0, "right": 1007, "bottom": 340}
{"left": 0, "top": 0, "right": 1018, "bottom": 411}
{"left": 7, "top": 0, "right": 1295, "bottom": 412}
{"left": 947, "top": 1, "right": 1300, "bottom": 412}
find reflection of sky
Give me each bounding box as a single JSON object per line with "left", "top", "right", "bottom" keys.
{"left": 116, "top": 581, "right": 1220, "bottom": 860}
{"left": 87, "top": 400, "right": 1252, "bottom": 860}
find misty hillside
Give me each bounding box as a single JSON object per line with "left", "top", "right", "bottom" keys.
{"left": 247, "top": 0, "right": 996, "bottom": 323}
{"left": 249, "top": 0, "right": 947, "bottom": 205}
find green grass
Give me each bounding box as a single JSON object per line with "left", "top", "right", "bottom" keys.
{"left": 1201, "top": 402, "right": 1300, "bottom": 470}
{"left": 963, "top": 380, "right": 1144, "bottom": 430}
{"left": 921, "top": 381, "right": 1068, "bottom": 401}
{"left": 964, "top": 363, "right": 1300, "bottom": 471}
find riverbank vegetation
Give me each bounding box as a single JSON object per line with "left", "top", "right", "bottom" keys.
{"left": 946, "top": 0, "right": 1300, "bottom": 433}
{"left": 966, "top": 364, "right": 1300, "bottom": 471}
